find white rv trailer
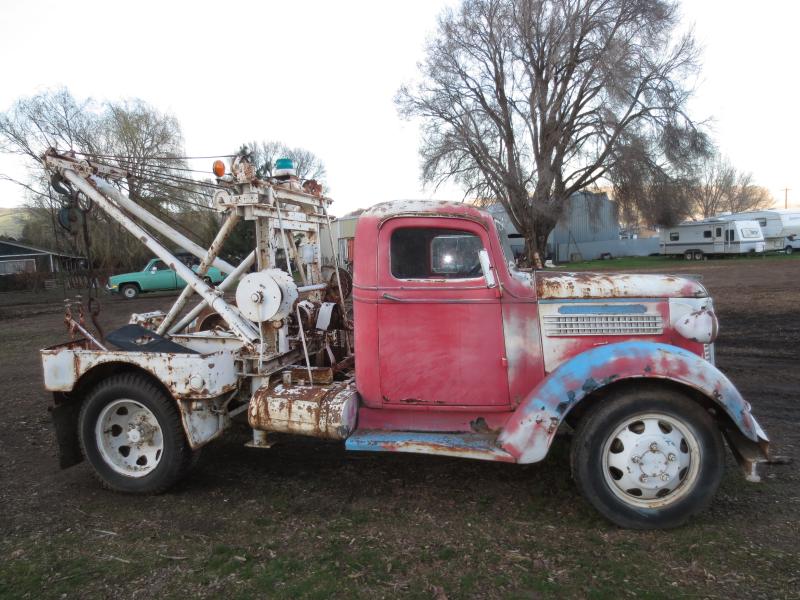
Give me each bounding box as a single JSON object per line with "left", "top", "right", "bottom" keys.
{"left": 716, "top": 209, "right": 800, "bottom": 252}
{"left": 660, "top": 218, "right": 765, "bottom": 260}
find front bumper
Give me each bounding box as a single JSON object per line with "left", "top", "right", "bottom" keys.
{"left": 724, "top": 413, "right": 770, "bottom": 482}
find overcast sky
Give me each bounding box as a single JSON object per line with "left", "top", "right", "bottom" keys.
{"left": 1, "top": 0, "right": 798, "bottom": 215}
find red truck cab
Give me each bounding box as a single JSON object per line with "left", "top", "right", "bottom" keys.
{"left": 347, "top": 200, "right": 769, "bottom": 528}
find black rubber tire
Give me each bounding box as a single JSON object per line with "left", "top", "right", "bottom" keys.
{"left": 684, "top": 251, "right": 693, "bottom": 261}
{"left": 120, "top": 284, "right": 139, "bottom": 300}
{"left": 786, "top": 246, "right": 793, "bottom": 255}
{"left": 78, "top": 373, "right": 193, "bottom": 494}
{"left": 570, "top": 387, "right": 724, "bottom": 529}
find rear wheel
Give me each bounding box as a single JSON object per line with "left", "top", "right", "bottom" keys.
{"left": 571, "top": 388, "right": 724, "bottom": 529}
{"left": 786, "top": 246, "right": 794, "bottom": 255}
{"left": 120, "top": 284, "right": 139, "bottom": 299}
{"left": 693, "top": 250, "right": 705, "bottom": 261}
{"left": 78, "top": 373, "right": 193, "bottom": 493}
{"left": 684, "top": 251, "right": 693, "bottom": 261}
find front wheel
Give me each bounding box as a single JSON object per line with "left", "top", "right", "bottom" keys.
{"left": 786, "top": 246, "right": 794, "bottom": 255}
{"left": 571, "top": 388, "right": 724, "bottom": 529}
{"left": 120, "top": 284, "right": 139, "bottom": 300}
{"left": 78, "top": 373, "right": 193, "bottom": 493}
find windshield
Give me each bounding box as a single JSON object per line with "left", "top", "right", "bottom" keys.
{"left": 494, "top": 218, "right": 517, "bottom": 266}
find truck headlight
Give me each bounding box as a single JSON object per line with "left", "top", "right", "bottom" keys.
{"left": 669, "top": 298, "right": 719, "bottom": 344}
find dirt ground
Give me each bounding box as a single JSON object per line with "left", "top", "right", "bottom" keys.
{"left": 1, "top": 256, "right": 798, "bottom": 599}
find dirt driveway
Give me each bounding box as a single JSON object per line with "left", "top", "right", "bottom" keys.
{"left": 1, "top": 257, "right": 798, "bottom": 599}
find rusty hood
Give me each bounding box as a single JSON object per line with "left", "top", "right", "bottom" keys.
{"left": 535, "top": 271, "right": 708, "bottom": 299}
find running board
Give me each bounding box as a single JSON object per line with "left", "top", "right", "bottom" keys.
{"left": 345, "top": 429, "right": 516, "bottom": 463}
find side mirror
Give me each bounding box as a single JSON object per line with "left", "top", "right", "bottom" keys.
{"left": 478, "top": 249, "right": 496, "bottom": 288}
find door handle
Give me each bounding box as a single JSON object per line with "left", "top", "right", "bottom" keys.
{"left": 382, "top": 293, "right": 403, "bottom": 302}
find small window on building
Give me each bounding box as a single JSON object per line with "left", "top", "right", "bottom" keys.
{"left": 703, "top": 230, "right": 712, "bottom": 238}
{"left": 391, "top": 228, "right": 483, "bottom": 279}
{"left": 669, "top": 232, "right": 679, "bottom": 241}
{"left": 716, "top": 227, "right": 722, "bottom": 237}
{"left": 0, "top": 258, "right": 35, "bottom": 275}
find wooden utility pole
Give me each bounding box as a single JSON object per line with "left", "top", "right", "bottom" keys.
{"left": 783, "top": 188, "right": 791, "bottom": 209}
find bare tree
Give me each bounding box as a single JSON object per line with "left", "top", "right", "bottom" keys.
{"left": 0, "top": 88, "right": 96, "bottom": 163}
{"left": 610, "top": 137, "right": 696, "bottom": 229}
{"left": 398, "top": 0, "right": 706, "bottom": 265}
{"left": 0, "top": 89, "right": 212, "bottom": 270}
{"left": 241, "top": 140, "right": 326, "bottom": 182}
{"left": 695, "top": 157, "right": 772, "bottom": 218}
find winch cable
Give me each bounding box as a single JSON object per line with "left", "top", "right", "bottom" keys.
{"left": 81, "top": 156, "right": 226, "bottom": 190}
{"left": 296, "top": 304, "right": 314, "bottom": 385}
{"left": 274, "top": 201, "right": 294, "bottom": 277}
{"left": 74, "top": 151, "right": 237, "bottom": 161}
{"left": 49, "top": 174, "right": 105, "bottom": 344}
{"left": 74, "top": 187, "right": 105, "bottom": 343}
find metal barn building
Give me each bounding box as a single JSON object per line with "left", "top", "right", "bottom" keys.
{"left": 487, "top": 191, "right": 641, "bottom": 261}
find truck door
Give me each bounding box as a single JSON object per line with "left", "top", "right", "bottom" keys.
{"left": 146, "top": 260, "right": 177, "bottom": 290}
{"left": 376, "top": 217, "right": 510, "bottom": 407}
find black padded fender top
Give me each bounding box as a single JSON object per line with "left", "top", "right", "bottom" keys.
{"left": 106, "top": 324, "right": 197, "bottom": 354}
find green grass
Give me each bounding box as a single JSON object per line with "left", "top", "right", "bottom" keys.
{"left": 1, "top": 481, "right": 796, "bottom": 600}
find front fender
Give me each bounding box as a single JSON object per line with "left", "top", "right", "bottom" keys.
{"left": 498, "top": 341, "right": 769, "bottom": 464}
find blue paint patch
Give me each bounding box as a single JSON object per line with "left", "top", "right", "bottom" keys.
{"left": 539, "top": 297, "right": 656, "bottom": 304}
{"left": 514, "top": 341, "right": 759, "bottom": 441}
{"left": 558, "top": 304, "right": 647, "bottom": 315}
{"left": 346, "top": 430, "right": 502, "bottom": 453}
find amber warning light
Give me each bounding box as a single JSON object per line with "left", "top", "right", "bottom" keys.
{"left": 212, "top": 160, "right": 226, "bottom": 178}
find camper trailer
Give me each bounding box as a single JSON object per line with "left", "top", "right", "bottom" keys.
{"left": 716, "top": 210, "right": 800, "bottom": 252}
{"left": 660, "top": 219, "right": 765, "bottom": 260}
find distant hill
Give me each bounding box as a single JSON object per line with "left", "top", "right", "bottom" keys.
{"left": 0, "top": 207, "right": 30, "bottom": 239}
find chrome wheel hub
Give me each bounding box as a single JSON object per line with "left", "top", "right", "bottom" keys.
{"left": 602, "top": 413, "right": 700, "bottom": 508}
{"left": 95, "top": 399, "right": 164, "bottom": 477}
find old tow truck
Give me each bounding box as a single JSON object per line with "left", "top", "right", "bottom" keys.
{"left": 41, "top": 149, "right": 770, "bottom": 529}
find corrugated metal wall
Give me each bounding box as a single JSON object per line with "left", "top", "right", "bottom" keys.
{"left": 487, "top": 191, "right": 619, "bottom": 246}
{"left": 548, "top": 191, "right": 619, "bottom": 245}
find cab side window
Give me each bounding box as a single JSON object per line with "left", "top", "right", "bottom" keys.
{"left": 152, "top": 260, "right": 171, "bottom": 271}
{"left": 391, "top": 227, "right": 483, "bottom": 279}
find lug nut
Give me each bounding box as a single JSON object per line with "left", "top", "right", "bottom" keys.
{"left": 668, "top": 453, "right": 676, "bottom": 462}
{"left": 649, "top": 443, "right": 659, "bottom": 452}
{"left": 660, "top": 474, "right": 669, "bottom": 481}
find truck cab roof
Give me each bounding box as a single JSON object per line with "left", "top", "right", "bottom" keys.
{"left": 361, "top": 200, "right": 491, "bottom": 223}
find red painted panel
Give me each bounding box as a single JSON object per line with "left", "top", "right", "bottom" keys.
{"left": 357, "top": 406, "right": 513, "bottom": 432}
{"left": 378, "top": 301, "right": 510, "bottom": 406}
{"left": 375, "top": 217, "right": 510, "bottom": 408}
{"left": 501, "top": 301, "right": 545, "bottom": 406}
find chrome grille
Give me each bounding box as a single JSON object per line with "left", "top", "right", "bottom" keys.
{"left": 543, "top": 314, "right": 663, "bottom": 336}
